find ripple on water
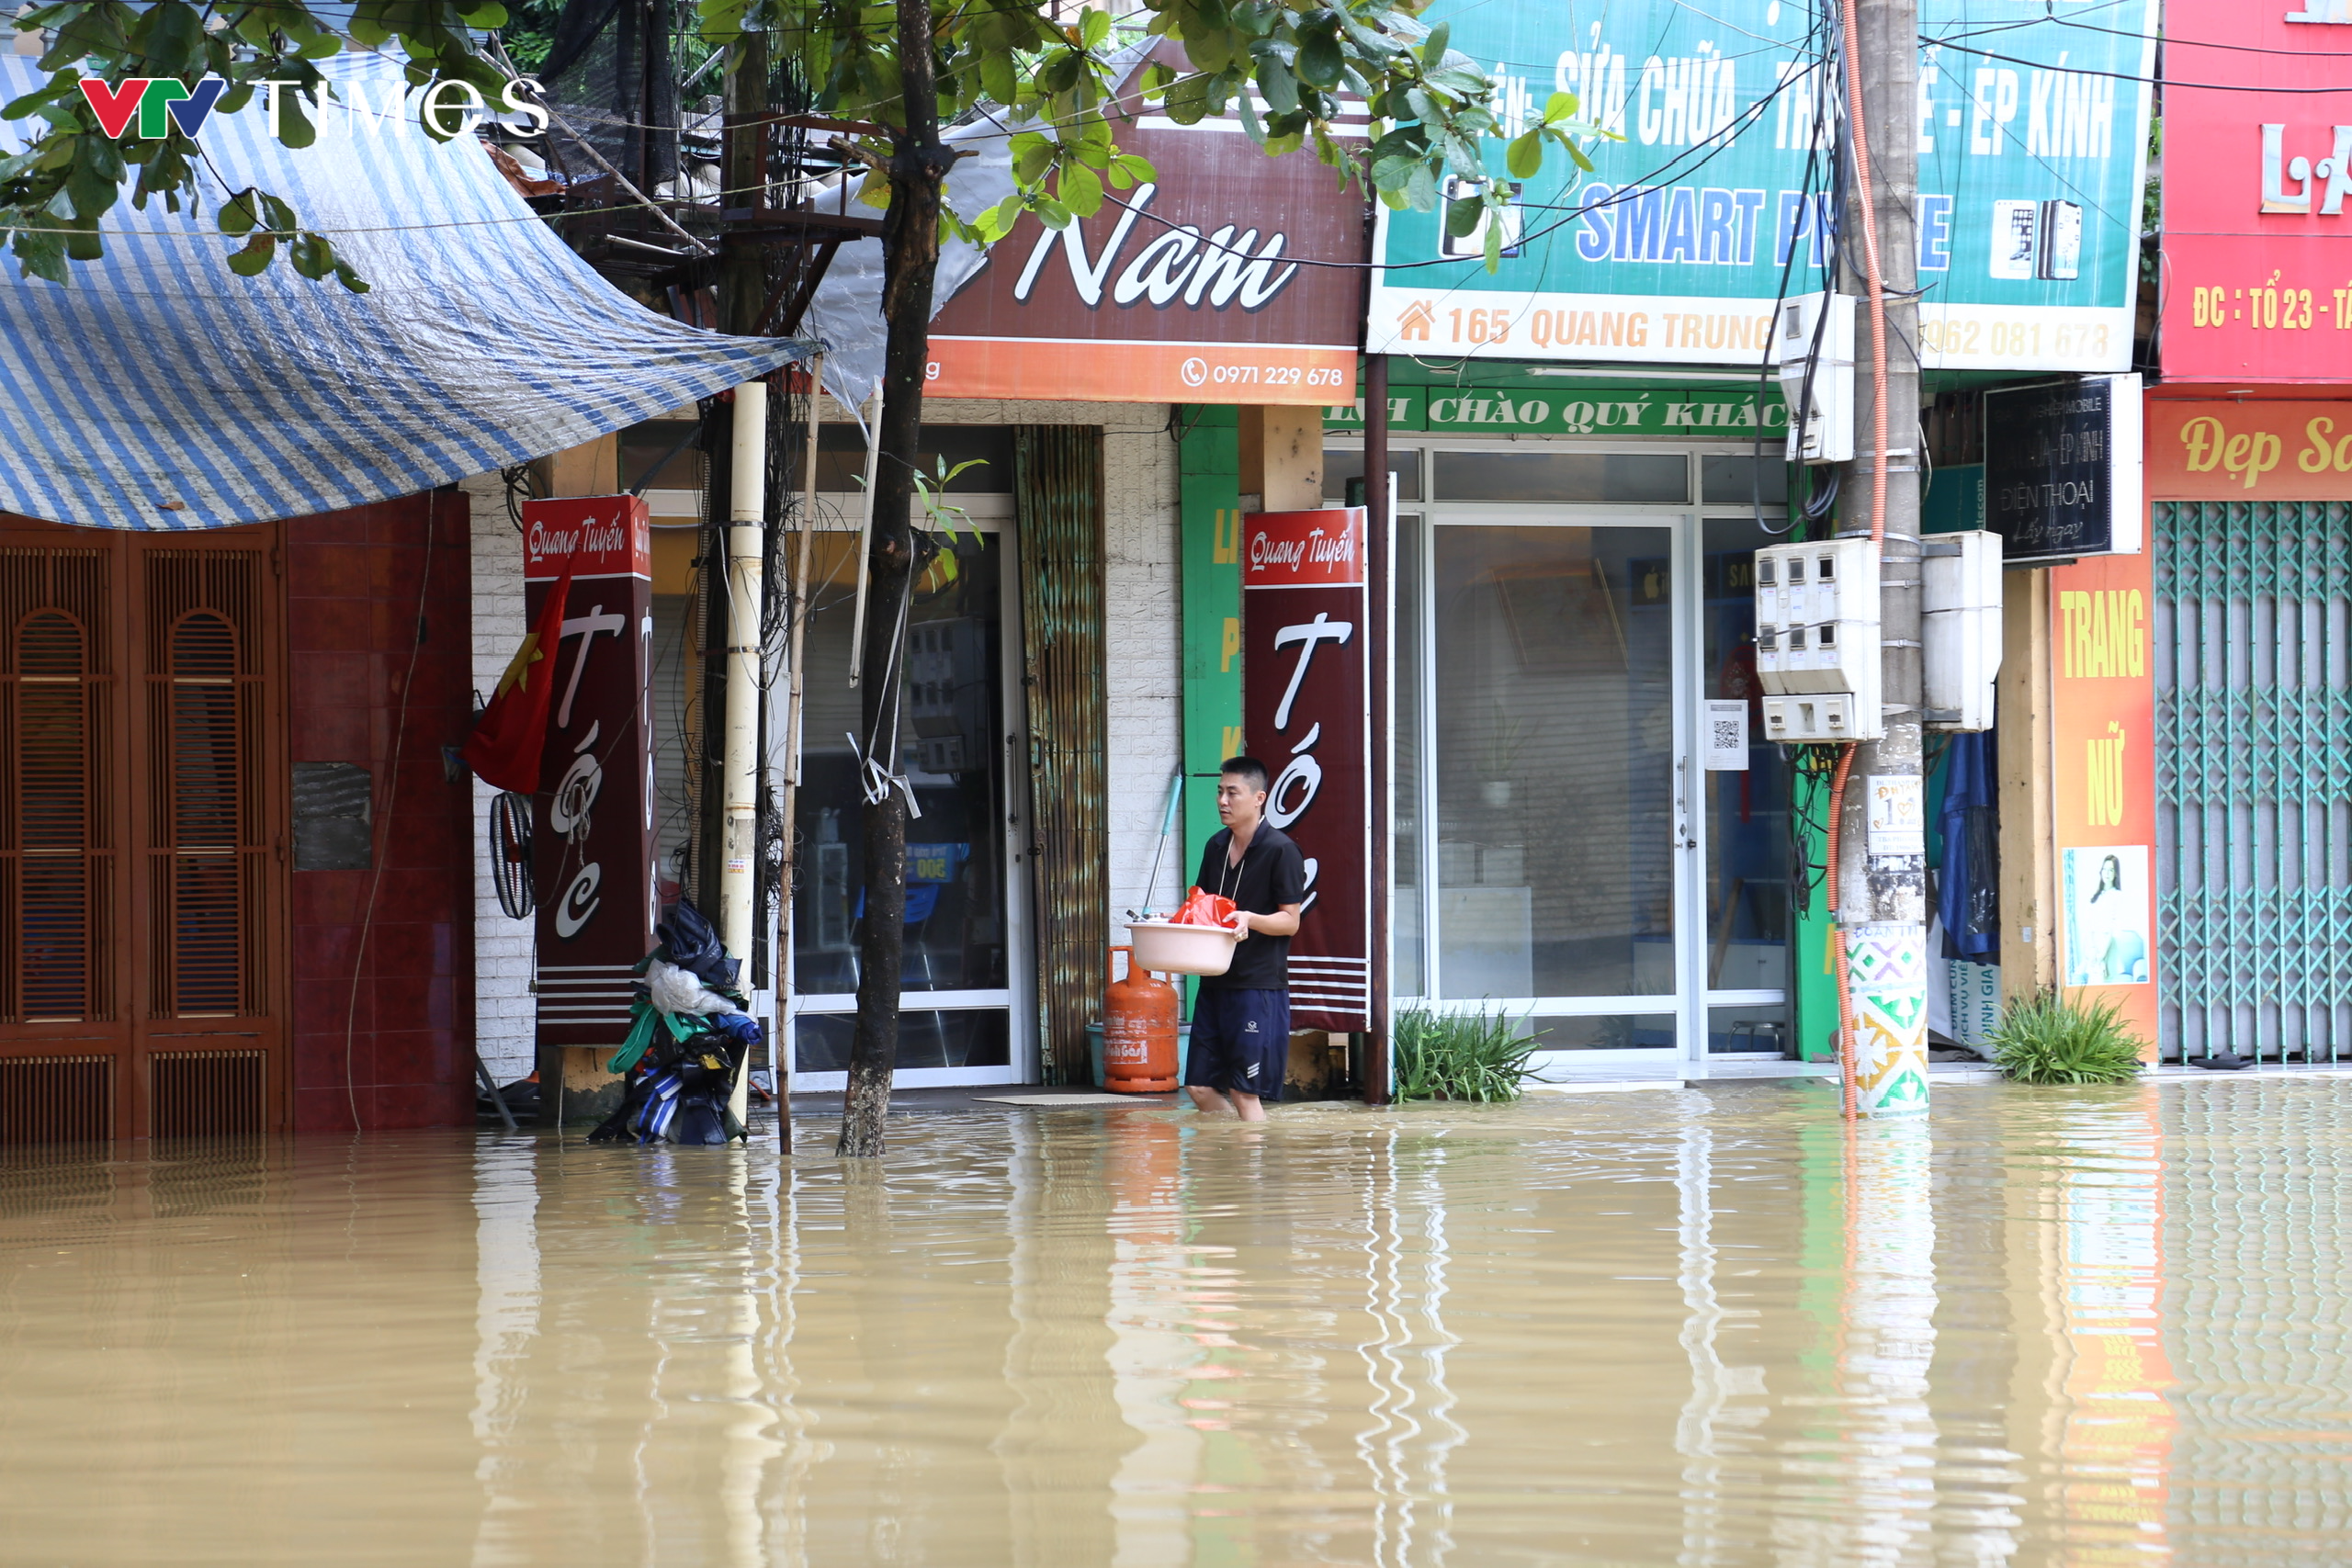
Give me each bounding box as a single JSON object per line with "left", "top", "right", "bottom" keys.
{"left": 1, "top": 1078, "right": 2348, "bottom": 1564}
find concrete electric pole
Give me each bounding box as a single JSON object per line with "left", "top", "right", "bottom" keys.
{"left": 1834, "top": 0, "right": 1930, "bottom": 1116}
{"left": 718, "top": 33, "right": 776, "bottom": 1140}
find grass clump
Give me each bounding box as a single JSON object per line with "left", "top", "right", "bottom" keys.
{"left": 1986, "top": 991, "right": 2148, "bottom": 1085}
{"left": 1394, "top": 1008, "right": 1543, "bottom": 1102}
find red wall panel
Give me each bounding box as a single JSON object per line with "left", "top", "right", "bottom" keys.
{"left": 285, "top": 491, "right": 475, "bottom": 1133}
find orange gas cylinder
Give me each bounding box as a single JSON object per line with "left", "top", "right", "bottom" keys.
{"left": 1102, "top": 945, "right": 1180, "bottom": 1092}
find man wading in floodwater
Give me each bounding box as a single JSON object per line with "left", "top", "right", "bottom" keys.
{"left": 1185, "top": 756, "right": 1306, "bottom": 1122}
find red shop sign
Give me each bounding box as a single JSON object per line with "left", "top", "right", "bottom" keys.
{"left": 524, "top": 494, "right": 653, "bottom": 581}
{"left": 520, "top": 496, "right": 658, "bottom": 1051}
{"left": 924, "top": 43, "right": 1364, "bottom": 406}
{"left": 2160, "top": 0, "right": 2352, "bottom": 382}
{"left": 1241, "top": 507, "right": 1369, "bottom": 1030}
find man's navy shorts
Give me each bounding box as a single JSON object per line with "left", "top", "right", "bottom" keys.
{"left": 1185, "top": 987, "right": 1290, "bottom": 1102}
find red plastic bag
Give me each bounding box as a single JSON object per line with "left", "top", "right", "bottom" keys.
{"left": 1170, "top": 886, "right": 1238, "bottom": 928}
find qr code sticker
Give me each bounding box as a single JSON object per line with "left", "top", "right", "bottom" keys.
{"left": 1712, "top": 718, "right": 1742, "bottom": 752}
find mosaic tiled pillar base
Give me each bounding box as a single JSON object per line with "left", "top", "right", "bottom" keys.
{"left": 1844, "top": 922, "right": 1929, "bottom": 1116}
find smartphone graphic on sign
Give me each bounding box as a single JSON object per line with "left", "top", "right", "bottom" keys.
{"left": 1990, "top": 199, "right": 2083, "bottom": 282}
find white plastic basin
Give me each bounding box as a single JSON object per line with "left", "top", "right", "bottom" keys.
{"left": 1127, "top": 919, "right": 1241, "bottom": 976}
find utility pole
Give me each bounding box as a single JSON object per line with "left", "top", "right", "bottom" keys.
{"left": 717, "top": 28, "right": 777, "bottom": 1140}
{"left": 1834, "top": 0, "right": 1930, "bottom": 1116}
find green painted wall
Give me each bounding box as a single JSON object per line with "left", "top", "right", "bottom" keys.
{"left": 1792, "top": 797, "right": 1840, "bottom": 1063}
{"left": 1178, "top": 407, "right": 1243, "bottom": 896}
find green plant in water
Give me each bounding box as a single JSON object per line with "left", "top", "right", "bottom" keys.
{"left": 1986, "top": 991, "right": 2148, "bottom": 1085}
{"left": 1394, "top": 1007, "right": 1544, "bottom": 1103}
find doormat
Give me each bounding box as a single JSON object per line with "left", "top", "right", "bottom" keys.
{"left": 971, "top": 1092, "right": 1173, "bottom": 1107}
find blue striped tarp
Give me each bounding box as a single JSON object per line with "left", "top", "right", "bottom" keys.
{"left": 0, "top": 53, "right": 810, "bottom": 532}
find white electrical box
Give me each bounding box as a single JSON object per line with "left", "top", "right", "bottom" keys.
{"left": 1755, "top": 536, "right": 1883, "bottom": 741}
{"left": 1775, "top": 292, "right": 1855, "bottom": 465}
{"left": 1923, "top": 529, "right": 2004, "bottom": 730}
{"left": 1761, "top": 693, "right": 1864, "bottom": 743}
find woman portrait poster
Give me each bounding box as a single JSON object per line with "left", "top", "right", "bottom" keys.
{"left": 2064, "top": 846, "right": 2152, "bottom": 987}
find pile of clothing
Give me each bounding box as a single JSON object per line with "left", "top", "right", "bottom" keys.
{"left": 589, "top": 902, "right": 764, "bottom": 1145}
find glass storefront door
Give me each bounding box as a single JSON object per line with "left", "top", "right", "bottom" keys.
{"left": 785, "top": 510, "right": 1030, "bottom": 1088}
{"left": 1388, "top": 444, "right": 1793, "bottom": 1066}
{"left": 1415, "top": 515, "right": 1689, "bottom": 1055}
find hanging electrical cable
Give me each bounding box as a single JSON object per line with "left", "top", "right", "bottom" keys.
{"left": 1750, "top": 11, "right": 1838, "bottom": 539}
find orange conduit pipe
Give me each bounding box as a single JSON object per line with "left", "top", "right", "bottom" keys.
{"left": 1838, "top": 0, "right": 1891, "bottom": 549}
{"left": 1826, "top": 743, "right": 1859, "bottom": 1120}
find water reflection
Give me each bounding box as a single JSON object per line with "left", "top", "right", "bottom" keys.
{"left": 6, "top": 1085, "right": 2352, "bottom": 1563}
{"left": 1357, "top": 1126, "right": 1464, "bottom": 1568}
{"left": 2045, "top": 1090, "right": 2174, "bottom": 1565}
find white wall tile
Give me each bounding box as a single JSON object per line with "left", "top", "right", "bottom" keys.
{"left": 460, "top": 472, "right": 537, "bottom": 1084}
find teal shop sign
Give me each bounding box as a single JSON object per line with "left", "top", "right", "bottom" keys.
{"left": 1326, "top": 387, "right": 1787, "bottom": 437}
{"left": 1367, "top": 0, "right": 2154, "bottom": 374}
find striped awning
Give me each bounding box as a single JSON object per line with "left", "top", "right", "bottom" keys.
{"left": 0, "top": 53, "right": 811, "bottom": 532}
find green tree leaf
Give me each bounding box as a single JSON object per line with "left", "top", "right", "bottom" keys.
{"left": 1057, "top": 163, "right": 1103, "bottom": 217}
{"left": 226, "top": 234, "right": 277, "bottom": 276}
{"left": 1505, "top": 128, "right": 1541, "bottom": 179}
{"left": 1296, "top": 26, "right": 1343, "bottom": 90}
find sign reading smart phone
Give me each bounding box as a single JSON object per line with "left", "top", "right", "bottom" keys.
{"left": 1366, "top": 0, "right": 2155, "bottom": 372}
{"left": 1985, "top": 376, "right": 2144, "bottom": 560}
{"left": 2158, "top": 0, "right": 2352, "bottom": 381}
{"left": 1240, "top": 508, "right": 1370, "bottom": 1032}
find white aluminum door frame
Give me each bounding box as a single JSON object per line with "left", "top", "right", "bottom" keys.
{"left": 786, "top": 496, "right": 1033, "bottom": 1091}
{"left": 1410, "top": 502, "right": 1697, "bottom": 1067}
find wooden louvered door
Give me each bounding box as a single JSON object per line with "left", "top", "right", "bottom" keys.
{"left": 0, "top": 536, "right": 119, "bottom": 1142}
{"left": 0, "top": 523, "right": 287, "bottom": 1145}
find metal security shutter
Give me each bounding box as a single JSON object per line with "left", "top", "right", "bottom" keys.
{"left": 2154, "top": 500, "right": 2352, "bottom": 1062}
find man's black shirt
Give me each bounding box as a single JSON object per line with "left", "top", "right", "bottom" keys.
{"left": 1193, "top": 821, "right": 1307, "bottom": 990}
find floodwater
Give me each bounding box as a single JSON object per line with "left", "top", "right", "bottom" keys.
{"left": 3, "top": 1080, "right": 2350, "bottom": 1566}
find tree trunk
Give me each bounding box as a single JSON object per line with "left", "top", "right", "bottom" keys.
{"left": 836, "top": 0, "right": 953, "bottom": 1157}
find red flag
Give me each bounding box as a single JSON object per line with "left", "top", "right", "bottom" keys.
{"left": 463, "top": 565, "right": 573, "bottom": 793}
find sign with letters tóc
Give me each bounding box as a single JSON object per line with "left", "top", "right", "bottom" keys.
{"left": 1241, "top": 508, "right": 1370, "bottom": 1031}
{"left": 523, "top": 496, "right": 658, "bottom": 1052}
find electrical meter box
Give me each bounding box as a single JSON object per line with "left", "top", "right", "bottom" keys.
{"left": 1755, "top": 536, "right": 1883, "bottom": 742}
{"left": 1775, "top": 292, "right": 1855, "bottom": 465}
{"left": 1923, "top": 530, "right": 2003, "bottom": 730}
{"left": 1760, "top": 693, "right": 1868, "bottom": 743}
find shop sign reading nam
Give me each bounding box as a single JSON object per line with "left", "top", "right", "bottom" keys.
{"left": 924, "top": 43, "right": 1363, "bottom": 405}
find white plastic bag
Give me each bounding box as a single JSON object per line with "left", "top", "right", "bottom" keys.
{"left": 645, "top": 958, "right": 741, "bottom": 1019}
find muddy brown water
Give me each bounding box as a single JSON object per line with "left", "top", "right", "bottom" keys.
{"left": 2, "top": 1077, "right": 2348, "bottom": 1565}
